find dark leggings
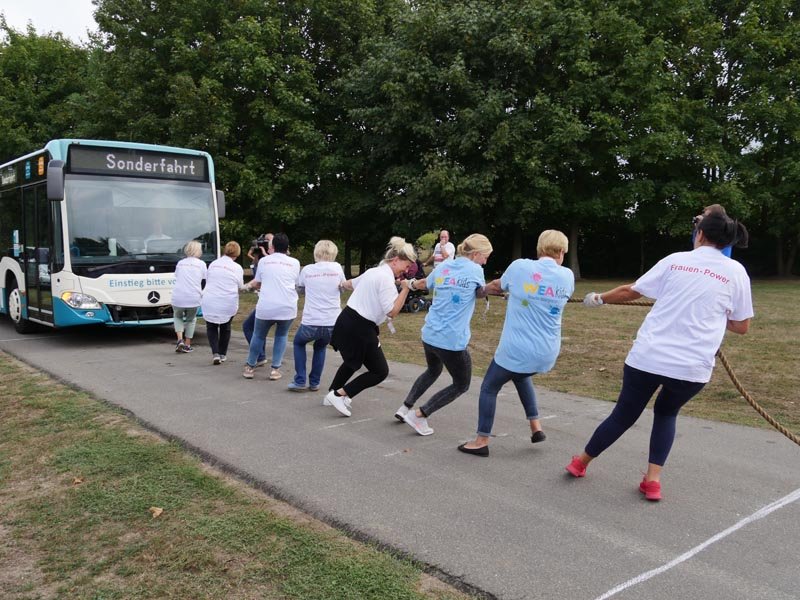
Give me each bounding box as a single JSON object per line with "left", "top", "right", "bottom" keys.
{"left": 404, "top": 342, "right": 471, "bottom": 417}
{"left": 206, "top": 318, "right": 233, "bottom": 356}
{"left": 585, "top": 364, "right": 706, "bottom": 466}
{"left": 329, "top": 307, "right": 389, "bottom": 398}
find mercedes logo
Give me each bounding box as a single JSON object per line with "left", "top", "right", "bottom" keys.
{"left": 147, "top": 291, "right": 161, "bottom": 304}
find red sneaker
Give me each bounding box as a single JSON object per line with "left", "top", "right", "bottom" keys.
{"left": 639, "top": 478, "right": 662, "bottom": 501}
{"left": 565, "top": 456, "right": 587, "bottom": 478}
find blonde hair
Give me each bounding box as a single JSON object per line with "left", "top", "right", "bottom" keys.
{"left": 457, "top": 234, "right": 492, "bottom": 257}
{"left": 314, "top": 239, "right": 338, "bottom": 262}
{"left": 536, "top": 230, "right": 568, "bottom": 258}
{"left": 184, "top": 240, "right": 202, "bottom": 258}
{"left": 383, "top": 236, "right": 417, "bottom": 262}
{"left": 223, "top": 241, "right": 241, "bottom": 258}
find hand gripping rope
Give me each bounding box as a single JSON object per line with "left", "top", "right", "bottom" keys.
{"left": 567, "top": 297, "right": 800, "bottom": 447}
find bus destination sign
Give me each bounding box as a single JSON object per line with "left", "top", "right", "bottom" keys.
{"left": 69, "top": 146, "right": 208, "bottom": 182}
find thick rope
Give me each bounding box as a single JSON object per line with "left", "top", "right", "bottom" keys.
{"left": 567, "top": 296, "right": 800, "bottom": 447}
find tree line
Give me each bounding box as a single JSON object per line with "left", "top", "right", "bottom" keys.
{"left": 1, "top": 1, "right": 798, "bottom": 277}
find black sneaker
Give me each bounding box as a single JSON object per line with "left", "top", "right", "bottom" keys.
{"left": 531, "top": 430, "right": 547, "bottom": 444}
{"left": 180, "top": 345, "right": 194, "bottom": 353}
{"left": 175, "top": 340, "right": 184, "bottom": 352}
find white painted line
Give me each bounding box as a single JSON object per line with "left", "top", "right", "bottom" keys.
{"left": 593, "top": 487, "right": 800, "bottom": 600}
{"left": 163, "top": 371, "right": 191, "bottom": 377}
{"left": 0, "top": 336, "right": 51, "bottom": 342}
{"left": 384, "top": 451, "right": 403, "bottom": 457}
{"left": 541, "top": 415, "right": 558, "bottom": 420}
{"left": 322, "top": 418, "right": 374, "bottom": 429}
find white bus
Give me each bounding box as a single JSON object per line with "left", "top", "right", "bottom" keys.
{"left": 0, "top": 139, "right": 225, "bottom": 332}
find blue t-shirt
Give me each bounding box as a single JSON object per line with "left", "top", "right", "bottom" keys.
{"left": 421, "top": 257, "right": 486, "bottom": 351}
{"left": 493, "top": 257, "right": 575, "bottom": 374}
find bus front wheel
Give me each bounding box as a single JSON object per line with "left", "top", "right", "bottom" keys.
{"left": 8, "top": 283, "right": 36, "bottom": 334}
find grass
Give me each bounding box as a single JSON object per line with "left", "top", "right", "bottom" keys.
{"left": 0, "top": 354, "right": 470, "bottom": 600}
{"left": 236, "top": 279, "right": 800, "bottom": 434}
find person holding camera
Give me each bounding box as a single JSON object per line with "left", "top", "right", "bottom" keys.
{"left": 247, "top": 233, "right": 271, "bottom": 275}
{"left": 243, "top": 233, "right": 273, "bottom": 365}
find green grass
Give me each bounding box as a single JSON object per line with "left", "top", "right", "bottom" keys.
{"left": 0, "top": 354, "right": 469, "bottom": 600}
{"left": 236, "top": 278, "right": 800, "bottom": 434}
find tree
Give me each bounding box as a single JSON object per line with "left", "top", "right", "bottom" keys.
{"left": 734, "top": 1, "right": 800, "bottom": 275}
{"left": 0, "top": 18, "right": 89, "bottom": 162}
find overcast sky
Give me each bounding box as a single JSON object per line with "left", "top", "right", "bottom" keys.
{"left": 1, "top": 0, "right": 98, "bottom": 43}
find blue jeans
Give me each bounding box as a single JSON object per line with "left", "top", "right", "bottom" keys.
{"left": 246, "top": 317, "right": 293, "bottom": 369}
{"left": 292, "top": 324, "right": 334, "bottom": 387}
{"left": 477, "top": 359, "right": 538, "bottom": 436}
{"left": 242, "top": 309, "right": 266, "bottom": 363}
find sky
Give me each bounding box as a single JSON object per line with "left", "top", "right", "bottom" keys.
{"left": 1, "top": 0, "right": 98, "bottom": 43}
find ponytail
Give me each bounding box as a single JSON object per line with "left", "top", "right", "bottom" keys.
{"left": 384, "top": 236, "right": 417, "bottom": 262}
{"left": 457, "top": 233, "right": 493, "bottom": 257}
{"left": 698, "top": 211, "right": 748, "bottom": 250}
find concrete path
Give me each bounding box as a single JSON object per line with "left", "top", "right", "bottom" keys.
{"left": 1, "top": 320, "right": 797, "bottom": 600}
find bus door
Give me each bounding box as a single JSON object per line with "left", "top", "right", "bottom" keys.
{"left": 22, "top": 183, "right": 53, "bottom": 325}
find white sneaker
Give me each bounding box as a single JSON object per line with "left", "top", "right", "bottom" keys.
{"left": 404, "top": 411, "right": 434, "bottom": 436}
{"left": 324, "top": 390, "right": 351, "bottom": 417}
{"left": 322, "top": 393, "right": 351, "bottom": 408}
{"left": 394, "top": 405, "right": 410, "bottom": 422}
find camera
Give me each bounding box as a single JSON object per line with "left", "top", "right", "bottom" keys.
{"left": 692, "top": 215, "right": 702, "bottom": 227}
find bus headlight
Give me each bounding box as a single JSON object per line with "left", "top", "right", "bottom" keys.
{"left": 61, "top": 292, "right": 102, "bottom": 309}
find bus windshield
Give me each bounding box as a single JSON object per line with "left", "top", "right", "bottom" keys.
{"left": 64, "top": 175, "right": 218, "bottom": 276}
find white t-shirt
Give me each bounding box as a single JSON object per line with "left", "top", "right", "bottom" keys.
{"left": 254, "top": 252, "right": 301, "bottom": 320}
{"left": 172, "top": 256, "right": 207, "bottom": 308}
{"left": 432, "top": 241, "right": 455, "bottom": 265}
{"left": 200, "top": 256, "right": 244, "bottom": 323}
{"left": 298, "top": 261, "right": 345, "bottom": 326}
{"left": 347, "top": 263, "right": 398, "bottom": 325}
{"left": 625, "top": 246, "right": 754, "bottom": 383}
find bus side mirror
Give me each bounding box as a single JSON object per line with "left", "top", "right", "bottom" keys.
{"left": 47, "top": 160, "right": 65, "bottom": 201}
{"left": 216, "top": 189, "right": 226, "bottom": 219}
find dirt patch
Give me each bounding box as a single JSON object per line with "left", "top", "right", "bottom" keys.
{"left": 0, "top": 523, "right": 57, "bottom": 599}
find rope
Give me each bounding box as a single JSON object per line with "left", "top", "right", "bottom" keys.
{"left": 715, "top": 349, "right": 800, "bottom": 446}
{"left": 568, "top": 296, "right": 800, "bottom": 447}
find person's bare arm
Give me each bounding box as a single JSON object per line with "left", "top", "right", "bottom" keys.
{"left": 726, "top": 318, "right": 750, "bottom": 334}
{"left": 388, "top": 284, "right": 411, "bottom": 318}
{"left": 476, "top": 278, "right": 503, "bottom": 298}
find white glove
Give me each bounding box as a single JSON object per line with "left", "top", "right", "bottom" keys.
{"left": 584, "top": 292, "right": 604, "bottom": 307}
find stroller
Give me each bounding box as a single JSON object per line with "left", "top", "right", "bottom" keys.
{"left": 398, "top": 258, "right": 431, "bottom": 313}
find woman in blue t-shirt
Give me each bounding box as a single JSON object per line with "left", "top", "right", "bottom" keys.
{"left": 396, "top": 234, "right": 494, "bottom": 436}
{"left": 458, "top": 230, "right": 575, "bottom": 457}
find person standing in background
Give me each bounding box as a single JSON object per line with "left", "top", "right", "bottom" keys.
{"left": 171, "top": 240, "right": 207, "bottom": 353}
{"left": 424, "top": 230, "right": 455, "bottom": 270}
{"left": 243, "top": 233, "right": 273, "bottom": 366}
{"left": 247, "top": 232, "right": 270, "bottom": 274}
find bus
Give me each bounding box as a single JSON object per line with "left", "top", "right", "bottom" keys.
{"left": 0, "top": 139, "right": 225, "bottom": 333}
